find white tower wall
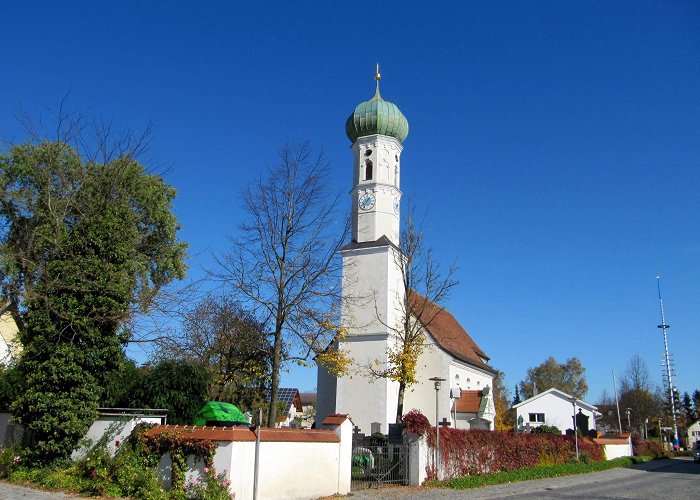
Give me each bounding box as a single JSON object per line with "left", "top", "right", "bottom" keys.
{"left": 351, "top": 135, "right": 402, "bottom": 246}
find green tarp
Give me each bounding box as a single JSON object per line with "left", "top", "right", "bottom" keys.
{"left": 193, "top": 401, "right": 249, "bottom": 426}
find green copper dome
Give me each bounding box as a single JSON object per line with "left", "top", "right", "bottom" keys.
{"left": 345, "top": 81, "right": 409, "bottom": 143}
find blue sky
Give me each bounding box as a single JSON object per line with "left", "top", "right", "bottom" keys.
{"left": 2, "top": 1, "right": 699, "bottom": 403}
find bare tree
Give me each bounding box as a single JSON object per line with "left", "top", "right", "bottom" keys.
{"left": 215, "top": 142, "right": 350, "bottom": 427}
{"left": 367, "top": 209, "right": 458, "bottom": 423}
{"left": 620, "top": 354, "right": 661, "bottom": 435}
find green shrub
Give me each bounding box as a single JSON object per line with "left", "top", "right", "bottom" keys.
{"left": 1, "top": 427, "right": 233, "bottom": 499}
{"left": 531, "top": 425, "right": 561, "bottom": 435}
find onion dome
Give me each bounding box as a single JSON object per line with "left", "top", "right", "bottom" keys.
{"left": 345, "top": 67, "right": 409, "bottom": 143}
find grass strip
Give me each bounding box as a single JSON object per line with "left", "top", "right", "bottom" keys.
{"left": 425, "top": 456, "right": 652, "bottom": 490}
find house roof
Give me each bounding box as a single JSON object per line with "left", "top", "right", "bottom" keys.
{"left": 299, "top": 392, "right": 316, "bottom": 406}
{"left": 322, "top": 414, "right": 352, "bottom": 426}
{"left": 340, "top": 235, "right": 399, "bottom": 253}
{"left": 409, "top": 292, "right": 495, "bottom": 374}
{"left": 512, "top": 387, "right": 598, "bottom": 413}
{"left": 452, "top": 390, "right": 484, "bottom": 413}
{"left": 274, "top": 388, "right": 303, "bottom": 412}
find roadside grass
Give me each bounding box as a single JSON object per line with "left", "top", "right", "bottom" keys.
{"left": 425, "top": 456, "right": 653, "bottom": 489}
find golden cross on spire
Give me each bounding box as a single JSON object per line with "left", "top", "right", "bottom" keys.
{"left": 374, "top": 62, "right": 381, "bottom": 98}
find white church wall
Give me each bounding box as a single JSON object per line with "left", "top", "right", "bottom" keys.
{"left": 316, "top": 362, "right": 337, "bottom": 428}
{"left": 404, "top": 338, "right": 448, "bottom": 425}
{"left": 340, "top": 247, "right": 397, "bottom": 335}
{"left": 335, "top": 335, "right": 397, "bottom": 434}
{"left": 449, "top": 362, "right": 492, "bottom": 393}
{"left": 351, "top": 135, "right": 403, "bottom": 246}
{"left": 328, "top": 239, "right": 405, "bottom": 434}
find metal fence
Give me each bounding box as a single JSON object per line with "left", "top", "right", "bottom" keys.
{"left": 351, "top": 435, "right": 409, "bottom": 490}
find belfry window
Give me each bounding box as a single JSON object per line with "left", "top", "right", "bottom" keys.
{"left": 365, "top": 160, "right": 373, "bottom": 180}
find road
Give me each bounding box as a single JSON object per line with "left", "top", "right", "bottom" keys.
{"left": 1, "top": 458, "right": 698, "bottom": 499}
{"left": 350, "top": 458, "right": 700, "bottom": 499}
{"left": 0, "top": 481, "right": 80, "bottom": 500}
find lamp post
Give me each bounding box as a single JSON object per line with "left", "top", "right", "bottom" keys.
{"left": 626, "top": 408, "right": 632, "bottom": 433}
{"left": 429, "top": 377, "right": 446, "bottom": 475}
{"left": 571, "top": 396, "right": 579, "bottom": 461}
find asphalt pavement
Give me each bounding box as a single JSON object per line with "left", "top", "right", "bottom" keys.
{"left": 348, "top": 458, "right": 700, "bottom": 499}
{"left": 0, "top": 482, "right": 81, "bottom": 499}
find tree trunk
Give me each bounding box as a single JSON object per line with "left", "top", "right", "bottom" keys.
{"left": 395, "top": 381, "right": 406, "bottom": 424}
{"left": 267, "top": 327, "right": 283, "bottom": 427}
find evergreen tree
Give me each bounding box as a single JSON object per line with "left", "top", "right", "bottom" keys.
{"left": 1, "top": 141, "right": 186, "bottom": 462}
{"left": 512, "top": 385, "right": 521, "bottom": 406}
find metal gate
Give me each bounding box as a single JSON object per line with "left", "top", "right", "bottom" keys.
{"left": 351, "top": 434, "right": 409, "bottom": 490}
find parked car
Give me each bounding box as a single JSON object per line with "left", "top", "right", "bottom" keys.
{"left": 694, "top": 442, "right": 700, "bottom": 464}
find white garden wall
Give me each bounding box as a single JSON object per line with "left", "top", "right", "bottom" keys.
{"left": 594, "top": 437, "right": 633, "bottom": 460}
{"left": 149, "top": 414, "right": 353, "bottom": 500}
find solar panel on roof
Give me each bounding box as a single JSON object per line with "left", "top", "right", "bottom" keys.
{"left": 275, "top": 388, "right": 298, "bottom": 404}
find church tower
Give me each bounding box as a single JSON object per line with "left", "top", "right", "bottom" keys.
{"left": 317, "top": 68, "right": 409, "bottom": 434}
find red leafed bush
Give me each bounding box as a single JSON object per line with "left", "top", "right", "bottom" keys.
{"left": 631, "top": 435, "right": 669, "bottom": 458}
{"left": 431, "top": 428, "right": 604, "bottom": 478}
{"left": 403, "top": 409, "right": 432, "bottom": 437}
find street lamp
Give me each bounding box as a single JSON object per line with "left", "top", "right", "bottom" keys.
{"left": 626, "top": 408, "right": 632, "bottom": 433}
{"left": 429, "top": 377, "right": 446, "bottom": 475}
{"left": 571, "top": 396, "right": 579, "bottom": 461}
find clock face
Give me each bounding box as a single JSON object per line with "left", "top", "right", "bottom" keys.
{"left": 393, "top": 197, "right": 400, "bottom": 215}
{"left": 359, "top": 192, "right": 376, "bottom": 211}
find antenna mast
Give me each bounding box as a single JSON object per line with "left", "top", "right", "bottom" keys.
{"left": 656, "top": 276, "right": 679, "bottom": 447}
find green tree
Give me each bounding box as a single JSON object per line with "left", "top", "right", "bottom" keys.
{"left": 128, "top": 359, "right": 211, "bottom": 425}
{"left": 0, "top": 366, "right": 21, "bottom": 410}
{"left": 519, "top": 356, "right": 587, "bottom": 399}
{"left": 100, "top": 356, "right": 141, "bottom": 408}
{"left": 0, "top": 140, "right": 186, "bottom": 462}
{"left": 492, "top": 369, "right": 514, "bottom": 431}
{"left": 512, "top": 385, "right": 522, "bottom": 406}
{"left": 216, "top": 143, "right": 349, "bottom": 427}
{"left": 153, "top": 293, "right": 272, "bottom": 412}
{"left": 682, "top": 392, "right": 694, "bottom": 426}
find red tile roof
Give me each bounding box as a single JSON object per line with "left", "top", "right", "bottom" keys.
{"left": 145, "top": 425, "right": 256, "bottom": 442}
{"left": 143, "top": 425, "right": 339, "bottom": 443}
{"left": 409, "top": 292, "right": 495, "bottom": 374}
{"left": 453, "top": 390, "right": 483, "bottom": 413}
{"left": 300, "top": 392, "right": 317, "bottom": 405}
{"left": 594, "top": 438, "right": 630, "bottom": 445}
{"left": 322, "top": 414, "right": 351, "bottom": 426}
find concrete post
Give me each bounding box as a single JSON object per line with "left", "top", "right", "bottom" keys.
{"left": 405, "top": 433, "right": 429, "bottom": 486}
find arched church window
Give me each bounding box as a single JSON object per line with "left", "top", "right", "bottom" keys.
{"left": 365, "top": 160, "right": 373, "bottom": 181}
{"left": 365, "top": 149, "right": 373, "bottom": 157}
{"left": 455, "top": 374, "right": 460, "bottom": 386}
{"left": 466, "top": 378, "right": 471, "bottom": 389}
{"left": 477, "top": 381, "right": 481, "bottom": 388}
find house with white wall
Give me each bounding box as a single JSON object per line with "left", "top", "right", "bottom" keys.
{"left": 0, "top": 311, "right": 20, "bottom": 366}
{"left": 688, "top": 420, "right": 700, "bottom": 448}
{"left": 513, "top": 388, "right": 600, "bottom": 434}
{"left": 274, "top": 388, "right": 303, "bottom": 427}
